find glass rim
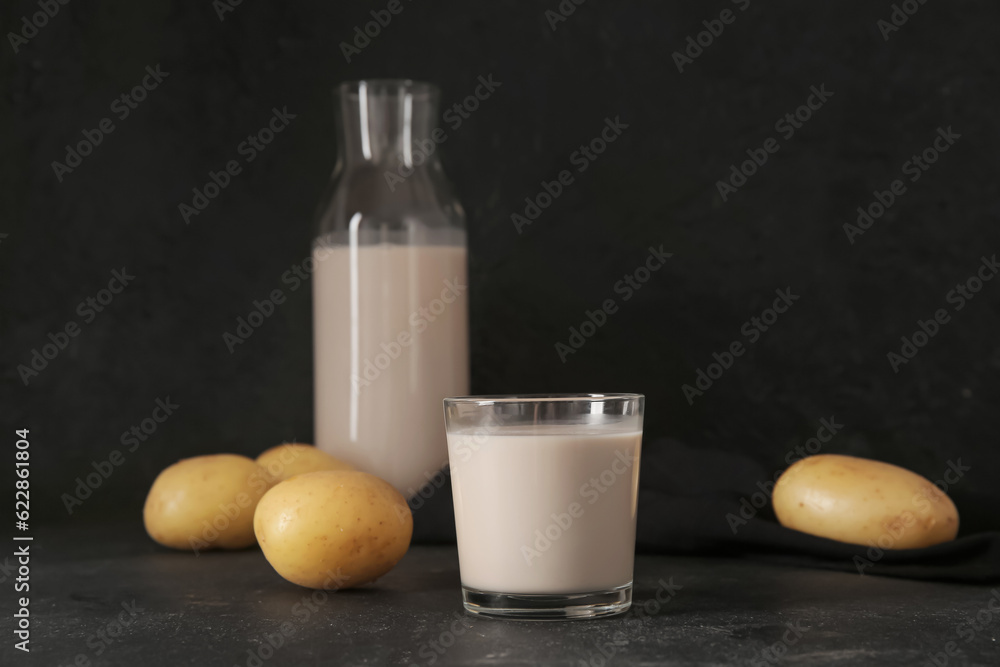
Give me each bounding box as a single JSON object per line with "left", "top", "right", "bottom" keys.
{"left": 334, "top": 79, "right": 439, "bottom": 98}
{"left": 444, "top": 393, "right": 643, "bottom": 407}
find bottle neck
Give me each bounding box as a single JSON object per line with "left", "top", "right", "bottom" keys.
{"left": 334, "top": 80, "right": 440, "bottom": 169}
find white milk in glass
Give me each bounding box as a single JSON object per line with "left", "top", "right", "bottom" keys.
{"left": 313, "top": 243, "right": 468, "bottom": 495}
{"left": 447, "top": 425, "right": 642, "bottom": 594}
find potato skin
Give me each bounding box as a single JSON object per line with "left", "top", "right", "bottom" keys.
{"left": 773, "top": 454, "right": 959, "bottom": 549}
{"left": 254, "top": 470, "right": 413, "bottom": 589}
{"left": 256, "top": 443, "right": 354, "bottom": 484}
{"left": 143, "top": 454, "right": 272, "bottom": 551}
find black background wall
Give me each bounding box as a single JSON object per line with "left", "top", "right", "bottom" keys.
{"left": 3, "top": 1, "right": 999, "bottom": 541}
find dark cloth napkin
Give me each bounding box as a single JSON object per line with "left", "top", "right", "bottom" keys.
{"left": 636, "top": 437, "right": 1000, "bottom": 583}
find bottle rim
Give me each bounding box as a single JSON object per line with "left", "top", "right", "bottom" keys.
{"left": 334, "top": 79, "right": 439, "bottom": 99}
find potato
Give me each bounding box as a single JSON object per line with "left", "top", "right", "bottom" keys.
{"left": 143, "top": 454, "right": 272, "bottom": 551}
{"left": 773, "top": 454, "right": 959, "bottom": 549}
{"left": 254, "top": 470, "right": 412, "bottom": 589}
{"left": 256, "top": 442, "right": 354, "bottom": 484}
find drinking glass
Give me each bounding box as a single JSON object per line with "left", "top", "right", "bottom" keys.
{"left": 443, "top": 393, "right": 644, "bottom": 619}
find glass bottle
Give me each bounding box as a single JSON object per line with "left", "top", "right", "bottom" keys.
{"left": 312, "top": 80, "right": 469, "bottom": 497}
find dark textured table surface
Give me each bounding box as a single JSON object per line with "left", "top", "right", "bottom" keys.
{"left": 6, "top": 523, "right": 999, "bottom": 667}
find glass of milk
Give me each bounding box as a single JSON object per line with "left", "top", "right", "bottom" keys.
{"left": 313, "top": 80, "right": 468, "bottom": 497}
{"left": 443, "top": 394, "right": 644, "bottom": 619}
